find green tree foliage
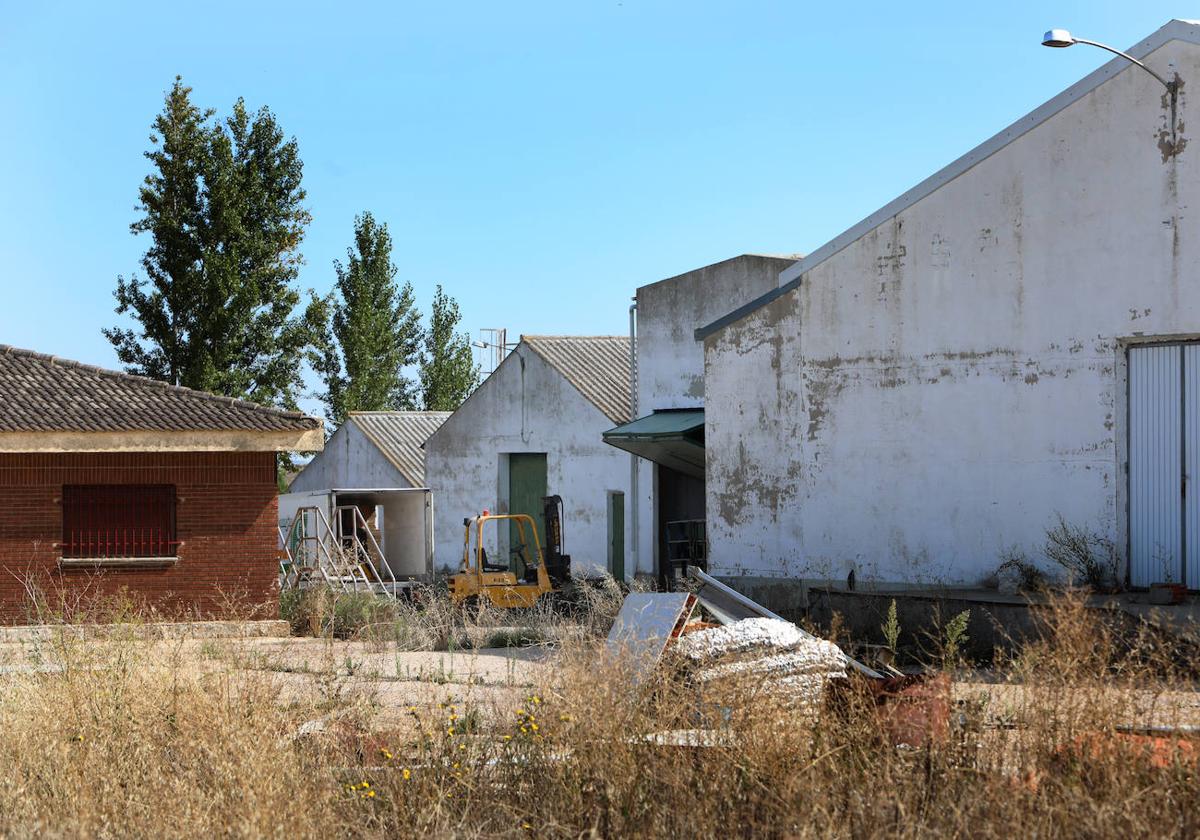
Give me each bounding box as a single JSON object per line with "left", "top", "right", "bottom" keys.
{"left": 314, "top": 212, "right": 423, "bottom": 426}
{"left": 419, "top": 285, "right": 479, "bottom": 411}
{"left": 104, "top": 77, "right": 320, "bottom": 410}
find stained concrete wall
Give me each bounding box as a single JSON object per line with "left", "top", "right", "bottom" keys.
{"left": 637, "top": 255, "right": 793, "bottom": 412}
{"left": 705, "top": 37, "right": 1200, "bottom": 586}
{"left": 289, "top": 422, "right": 412, "bottom": 492}
{"left": 630, "top": 255, "right": 794, "bottom": 574}
{"left": 424, "top": 344, "right": 629, "bottom": 575}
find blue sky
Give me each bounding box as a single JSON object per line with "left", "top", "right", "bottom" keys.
{"left": 0, "top": 2, "right": 1187, "bottom": 413}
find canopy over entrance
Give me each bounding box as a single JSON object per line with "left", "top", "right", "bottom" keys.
{"left": 602, "top": 409, "right": 704, "bottom": 478}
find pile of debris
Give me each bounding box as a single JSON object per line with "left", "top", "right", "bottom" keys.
{"left": 673, "top": 617, "right": 847, "bottom": 706}
{"left": 607, "top": 566, "right": 948, "bottom": 746}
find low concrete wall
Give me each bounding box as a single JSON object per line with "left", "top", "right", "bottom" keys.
{"left": 0, "top": 619, "right": 291, "bottom": 644}
{"left": 712, "top": 575, "right": 811, "bottom": 623}
{"left": 714, "top": 577, "right": 1152, "bottom": 664}
{"left": 807, "top": 589, "right": 1048, "bottom": 663}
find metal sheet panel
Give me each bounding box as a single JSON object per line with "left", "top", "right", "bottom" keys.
{"left": 1187, "top": 347, "right": 1200, "bottom": 589}
{"left": 605, "top": 592, "right": 694, "bottom": 684}
{"left": 1129, "top": 346, "right": 1183, "bottom": 586}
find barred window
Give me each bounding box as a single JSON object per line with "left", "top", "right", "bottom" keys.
{"left": 61, "top": 485, "right": 178, "bottom": 559}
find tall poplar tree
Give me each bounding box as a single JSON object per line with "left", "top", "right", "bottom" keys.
{"left": 314, "top": 212, "right": 423, "bottom": 426}
{"left": 419, "top": 285, "right": 479, "bottom": 411}
{"left": 104, "top": 77, "right": 319, "bottom": 410}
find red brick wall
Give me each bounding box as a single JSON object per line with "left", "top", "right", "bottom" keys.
{"left": 0, "top": 452, "right": 279, "bottom": 623}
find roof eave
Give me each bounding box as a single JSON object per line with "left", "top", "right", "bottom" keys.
{"left": 0, "top": 427, "right": 325, "bottom": 454}
{"left": 694, "top": 18, "right": 1200, "bottom": 342}
{"left": 347, "top": 416, "right": 423, "bottom": 486}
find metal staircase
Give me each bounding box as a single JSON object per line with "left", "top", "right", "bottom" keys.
{"left": 278, "top": 505, "right": 403, "bottom": 597}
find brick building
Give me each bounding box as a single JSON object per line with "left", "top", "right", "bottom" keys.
{"left": 0, "top": 346, "right": 323, "bottom": 623}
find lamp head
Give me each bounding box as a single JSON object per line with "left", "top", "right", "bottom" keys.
{"left": 1042, "top": 29, "right": 1075, "bottom": 48}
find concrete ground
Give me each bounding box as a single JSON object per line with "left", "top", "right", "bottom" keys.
{"left": 0, "top": 630, "right": 556, "bottom": 733}
{"left": 0, "top": 620, "right": 1195, "bottom": 741}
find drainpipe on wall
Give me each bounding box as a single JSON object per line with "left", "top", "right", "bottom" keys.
{"left": 628, "top": 299, "right": 638, "bottom": 581}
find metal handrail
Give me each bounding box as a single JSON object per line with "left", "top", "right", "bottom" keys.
{"left": 332, "top": 505, "right": 398, "bottom": 590}
{"left": 278, "top": 506, "right": 374, "bottom": 595}
{"left": 279, "top": 504, "right": 402, "bottom": 598}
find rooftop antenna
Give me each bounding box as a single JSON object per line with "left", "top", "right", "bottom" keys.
{"left": 472, "top": 328, "right": 511, "bottom": 375}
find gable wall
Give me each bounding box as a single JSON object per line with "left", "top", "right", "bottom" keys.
{"left": 289, "top": 422, "right": 411, "bottom": 492}
{"left": 424, "top": 345, "right": 630, "bottom": 574}
{"left": 706, "top": 38, "right": 1200, "bottom": 585}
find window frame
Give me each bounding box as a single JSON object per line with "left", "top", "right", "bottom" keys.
{"left": 60, "top": 484, "right": 180, "bottom": 566}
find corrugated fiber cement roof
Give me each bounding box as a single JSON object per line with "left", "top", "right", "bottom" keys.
{"left": 521, "top": 335, "right": 632, "bottom": 424}
{"left": 349, "top": 411, "right": 451, "bottom": 486}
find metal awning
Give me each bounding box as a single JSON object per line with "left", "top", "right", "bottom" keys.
{"left": 602, "top": 409, "right": 704, "bottom": 478}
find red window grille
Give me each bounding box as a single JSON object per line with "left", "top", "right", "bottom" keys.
{"left": 61, "top": 485, "right": 179, "bottom": 559}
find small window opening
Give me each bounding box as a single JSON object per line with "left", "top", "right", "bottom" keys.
{"left": 61, "top": 485, "right": 178, "bottom": 559}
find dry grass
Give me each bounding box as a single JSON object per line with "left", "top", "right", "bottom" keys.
{"left": 0, "top": 589, "right": 1196, "bottom": 838}
{"left": 280, "top": 576, "right": 628, "bottom": 650}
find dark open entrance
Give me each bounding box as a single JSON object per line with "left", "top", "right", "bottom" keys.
{"left": 656, "top": 464, "right": 706, "bottom": 589}
{"left": 602, "top": 409, "right": 707, "bottom": 589}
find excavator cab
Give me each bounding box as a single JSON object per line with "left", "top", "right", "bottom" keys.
{"left": 449, "top": 512, "right": 554, "bottom": 608}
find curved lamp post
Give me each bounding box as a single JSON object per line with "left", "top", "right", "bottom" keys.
{"left": 1042, "top": 29, "right": 1176, "bottom": 92}
{"left": 1042, "top": 28, "right": 1179, "bottom": 142}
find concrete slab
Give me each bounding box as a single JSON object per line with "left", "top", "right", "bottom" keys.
{"left": 0, "top": 619, "right": 290, "bottom": 644}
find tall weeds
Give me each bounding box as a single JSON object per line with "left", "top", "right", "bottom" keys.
{"left": 0, "top": 589, "right": 1194, "bottom": 837}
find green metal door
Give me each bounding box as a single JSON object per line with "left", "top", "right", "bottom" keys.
{"left": 608, "top": 491, "right": 625, "bottom": 581}
{"left": 508, "top": 453, "right": 547, "bottom": 574}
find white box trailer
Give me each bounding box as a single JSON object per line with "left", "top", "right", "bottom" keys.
{"left": 279, "top": 487, "right": 435, "bottom": 585}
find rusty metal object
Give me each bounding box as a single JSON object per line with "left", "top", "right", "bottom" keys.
{"left": 827, "top": 672, "right": 951, "bottom": 747}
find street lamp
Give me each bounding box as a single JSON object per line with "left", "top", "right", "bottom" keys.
{"left": 1041, "top": 28, "right": 1176, "bottom": 93}
{"left": 1043, "top": 28, "right": 1179, "bottom": 145}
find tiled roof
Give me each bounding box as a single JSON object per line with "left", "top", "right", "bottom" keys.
{"left": 521, "top": 336, "right": 632, "bottom": 423}
{"left": 0, "top": 345, "right": 321, "bottom": 433}
{"left": 348, "top": 411, "right": 451, "bottom": 486}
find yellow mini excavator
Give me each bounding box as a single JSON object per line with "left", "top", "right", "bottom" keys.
{"left": 449, "top": 496, "right": 572, "bottom": 609}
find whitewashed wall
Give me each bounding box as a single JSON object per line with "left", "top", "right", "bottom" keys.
{"left": 424, "top": 345, "right": 630, "bottom": 575}
{"left": 705, "top": 37, "right": 1200, "bottom": 586}
{"left": 630, "top": 255, "right": 791, "bottom": 574}
{"left": 290, "top": 422, "right": 412, "bottom": 492}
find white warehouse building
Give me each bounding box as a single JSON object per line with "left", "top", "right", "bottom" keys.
{"left": 604, "top": 255, "right": 797, "bottom": 586}
{"left": 698, "top": 20, "right": 1200, "bottom": 590}
{"left": 423, "top": 335, "right": 631, "bottom": 576}
{"left": 290, "top": 411, "right": 450, "bottom": 492}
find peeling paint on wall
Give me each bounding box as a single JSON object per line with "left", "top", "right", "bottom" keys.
{"left": 703, "top": 37, "right": 1200, "bottom": 585}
